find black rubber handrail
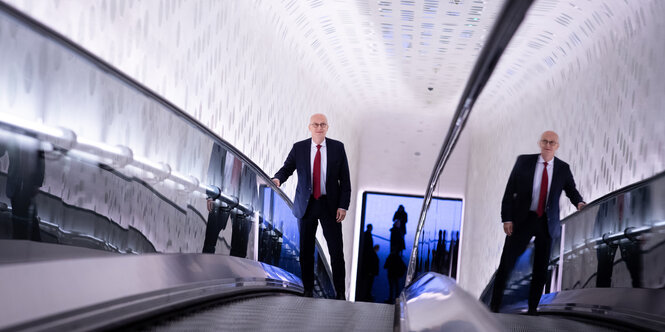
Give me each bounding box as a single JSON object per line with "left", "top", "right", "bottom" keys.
{"left": 407, "top": 0, "right": 535, "bottom": 285}
{"left": 561, "top": 170, "right": 665, "bottom": 225}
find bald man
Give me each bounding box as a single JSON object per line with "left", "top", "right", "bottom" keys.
{"left": 490, "top": 131, "right": 586, "bottom": 315}
{"left": 272, "top": 114, "right": 351, "bottom": 300}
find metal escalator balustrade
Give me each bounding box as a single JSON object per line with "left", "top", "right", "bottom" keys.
{"left": 481, "top": 171, "right": 665, "bottom": 331}
{"left": 0, "top": 1, "right": 338, "bottom": 329}
{"left": 0, "top": 2, "right": 305, "bottom": 271}
{"left": 0, "top": 252, "right": 303, "bottom": 331}
{"left": 406, "top": 0, "right": 536, "bottom": 285}
{"left": 133, "top": 295, "right": 394, "bottom": 331}
{"left": 0, "top": 0, "right": 339, "bottom": 284}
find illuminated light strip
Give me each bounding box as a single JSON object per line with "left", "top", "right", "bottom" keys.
{"left": 564, "top": 222, "right": 664, "bottom": 255}
{"left": 0, "top": 113, "right": 76, "bottom": 149}
{"left": 76, "top": 137, "right": 133, "bottom": 168}
{"left": 0, "top": 115, "right": 254, "bottom": 213}
{"left": 132, "top": 155, "right": 171, "bottom": 181}
{"left": 170, "top": 169, "right": 199, "bottom": 191}
{"left": 66, "top": 149, "right": 111, "bottom": 165}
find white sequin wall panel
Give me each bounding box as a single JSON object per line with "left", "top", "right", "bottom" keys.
{"left": 459, "top": 0, "right": 665, "bottom": 297}
{"left": 3, "top": 0, "right": 362, "bottom": 290}
{"left": 0, "top": 9, "right": 217, "bottom": 253}
{"left": 3, "top": 0, "right": 361, "bottom": 197}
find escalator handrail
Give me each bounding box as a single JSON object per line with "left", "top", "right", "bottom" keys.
{"left": 406, "top": 0, "right": 535, "bottom": 285}
{"left": 560, "top": 170, "right": 665, "bottom": 226}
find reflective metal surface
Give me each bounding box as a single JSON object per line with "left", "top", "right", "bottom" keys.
{"left": 560, "top": 172, "right": 665, "bottom": 291}
{"left": 539, "top": 288, "right": 665, "bottom": 331}
{"left": 134, "top": 295, "right": 394, "bottom": 332}
{"left": 411, "top": 199, "right": 463, "bottom": 281}
{"left": 399, "top": 272, "right": 503, "bottom": 332}
{"left": 480, "top": 172, "right": 665, "bottom": 329}
{"left": 0, "top": 1, "right": 333, "bottom": 292}
{"left": 406, "top": 0, "right": 535, "bottom": 285}
{"left": 0, "top": 242, "right": 302, "bottom": 331}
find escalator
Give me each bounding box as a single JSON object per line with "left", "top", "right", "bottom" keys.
{"left": 0, "top": 242, "right": 642, "bottom": 331}
{"left": 132, "top": 295, "right": 394, "bottom": 331}
{"left": 477, "top": 172, "right": 665, "bottom": 332}
{"left": 1, "top": 0, "right": 663, "bottom": 331}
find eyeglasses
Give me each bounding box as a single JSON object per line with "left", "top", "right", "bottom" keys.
{"left": 540, "top": 139, "right": 558, "bottom": 146}
{"left": 310, "top": 123, "right": 328, "bottom": 129}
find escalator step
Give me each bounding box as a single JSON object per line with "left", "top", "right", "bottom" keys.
{"left": 139, "top": 295, "right": 394, "bottom": 331}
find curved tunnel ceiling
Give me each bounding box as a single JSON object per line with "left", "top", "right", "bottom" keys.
{"left": 294, "top": 0, "right": 506, "bottom": 111}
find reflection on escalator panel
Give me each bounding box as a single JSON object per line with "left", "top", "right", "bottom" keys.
{"left": 258, "top": 217, "right": 283, "bottom": 267}
{"left": 594, "top": 188, "right": 648, "bottom": 288}
{"left": 202, "top": 145, "right": 259, "bottom": 259}
{"left": 202, "top": 143, "right": 229, "bottom": 254}
{"left": 202, "top": 205, "right": 230, "bottom": 254}
{"left": 562, "top": 174, "right": 665, "bottom": 291}
{"left": 0, "top": 134, "right": 44, "bottom": 242}
{"left": 230, "top": 212, "right": 251, "bottom": 258}
{"left": 230, "top": 164, "right": 259, "bottom": 259}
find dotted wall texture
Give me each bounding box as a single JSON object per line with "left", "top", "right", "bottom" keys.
{"left": 0, "top": 10, "right": 222, "bottom": 253}
{"left": 2, "top": 0, "right": 367, "bottom": 292}
{"left": 4, "top": 0, "right": 360, "bottom": 194}
{"left": 3, "top": 0, "right": 365, "bottom": 276}
{"left": 8, "top": 0, "right": 663, "bottom": 300}
{"left": 459, "top": 0, "right": 665, "bottom": 297}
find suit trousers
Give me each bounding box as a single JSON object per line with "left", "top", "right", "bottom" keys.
{"left": 299, "top": 195, "right": 346, "bottom": 299}
{"left": 202, "top": 208, "right": 230, "bottom": 254}
{"left": 11, "top": 193, "right": 41, "bottom": 241}
{"left": 490, "top": 212, "right": 552, "bottom": 313}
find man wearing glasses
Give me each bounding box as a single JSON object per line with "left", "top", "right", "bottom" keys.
{"left": 272, "top": 113, "right": 351, "bottom": 300}
{"left": 490, "top": 131, "right": 586, "bottom": 315}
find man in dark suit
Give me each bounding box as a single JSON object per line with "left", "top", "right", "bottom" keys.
{"left": 490, "top": 131, "right": 585, "bottom": 315}
{"left": 272, "top": 113, "right": 351, "bottom": 300}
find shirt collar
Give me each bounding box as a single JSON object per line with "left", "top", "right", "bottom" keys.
{"left": 311, "top": 138, "right": 326, "bottom": 148}
{"left": 538, "top": 155, "right": 553, "bottom": 166}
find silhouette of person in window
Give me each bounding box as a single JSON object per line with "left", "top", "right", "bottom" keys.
{"left": 393, "top": 205, "right": 407, "bottom": 251}
{"left": 384, "top": 248, "right": 406, "bottom": 304}
{"left": 359, "top": 224, "right": 379, "bottom": 301}
{"left": 450, "top": 231, "right": 460, "bottom": 279}
{"left": 390, "top": 219, "right": 405, "bottom": 254}
{"left": 434, "top": 230, "right": 450, "bottom": 275}
{"left": 367, "top": 244, "right": 380, "bottom": 301}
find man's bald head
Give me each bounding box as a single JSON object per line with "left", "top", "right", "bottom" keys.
{"left": 538, "top": 131, "right": 559, "bottom": 161}
{"left": 309, "top": 113, "right": 329, "bottom": 144}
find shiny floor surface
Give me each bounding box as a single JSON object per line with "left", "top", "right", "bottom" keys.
{"left": 138, "top": 295, "right": 395, "bottom": 331}
{"left": 494, "top": 313, "right": 631, "bottom": 332}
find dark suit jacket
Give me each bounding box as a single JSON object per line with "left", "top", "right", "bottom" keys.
{"left": 1, "top": 138, "right": 45, "bottom": 199}
{"left": 501, "top": 154, "right": 583, "bottom": 239}
{"left": 273, "top": 138, "right": 351, "bottom": 219}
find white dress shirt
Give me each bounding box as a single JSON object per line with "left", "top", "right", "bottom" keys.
{"left": 530, "top": 155, "right": 554, "bottom": 212}
{"left": 310, "top": 138, "right": 327, "bottom": 195}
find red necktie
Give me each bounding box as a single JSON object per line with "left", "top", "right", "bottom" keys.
{"left": 536, "top": 161, "right": 548, "bottom": 217}
{"left": 313, "top": 144, "right": 322, "bottom": 199}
